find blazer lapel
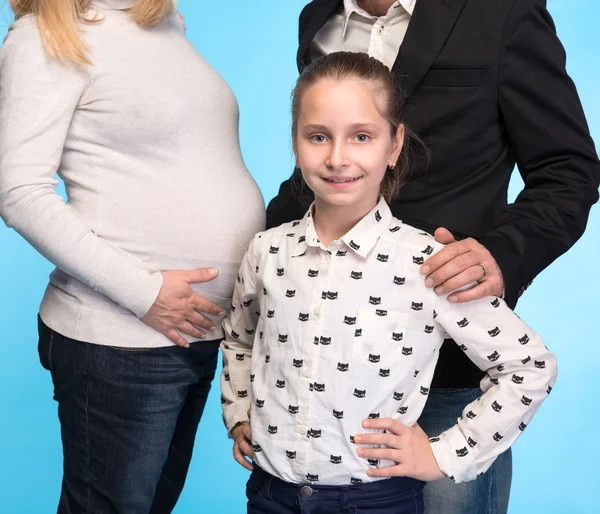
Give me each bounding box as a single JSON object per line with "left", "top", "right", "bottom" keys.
{"left": 393, "top": 0, "right": 468, "bottom": 95}
{"left": 297, "top": 0, "right": 344, "bottom": 71}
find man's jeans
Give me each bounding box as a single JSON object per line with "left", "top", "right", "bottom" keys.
{"left": 38, "top": 317, "right": 220, "bottom": 514}
{"left": 246, "top": 465, "right": 425, "bottom": 514}
{"left": 418, "top": 388, "right": 513, "bottom": 514}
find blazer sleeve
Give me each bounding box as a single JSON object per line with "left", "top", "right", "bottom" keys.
{"left": 477, "top": 0, "right": 600, "bottom": 307}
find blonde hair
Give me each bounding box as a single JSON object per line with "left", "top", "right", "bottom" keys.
{"left": 9, "top": 0, "right": 175, "bottom": 65}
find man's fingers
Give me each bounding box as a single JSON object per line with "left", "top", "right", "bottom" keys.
{"left": 177, "top": 321, "right": 206, "bottom": 340}
{"left": 426, "top": 251, "right": 480, "bottom": 288}
{"left": 165, "top": 328, "right": 190, "bottom": 348}
{"left": 192, "top": 295, "right": 226, "bottom": 316}
{"left": 448, "top": 280, "right": 498, "bottom": 303}
{"left": 433, "top": 227, "right": 456, "bottom": 245}
{"left": 421, "top": 240, "right": 467, "bottom": 276}
{"left": 432, "top": 266, "right": 482, "bottom": 295}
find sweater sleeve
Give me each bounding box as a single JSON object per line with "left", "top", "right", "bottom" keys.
{"left": 0, "top": 23, "right": 163, "bottom": 318}
{"left": 428, "top": 293, "right": 557, "bottom": 483}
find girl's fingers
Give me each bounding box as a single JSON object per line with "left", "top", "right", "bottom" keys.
{"left": 357, "top": 447, "right": 402, "bottom": 461}
{"left": 238, "top": 438, "right": 255, "bottom": 461}
{"left": 366, "top": 464, "right": 407, "bottom": 478}
{"left": 353, "top": 432, "right": 400, "bottom": 448}
{"left": 242, "top": 424, "right": 253, "bottom": 441}
{"left": 361, "top": 418, "right": 408, "bottom": 436}
{"left": 233, "top": 445, "right": 254, "bottom": 471}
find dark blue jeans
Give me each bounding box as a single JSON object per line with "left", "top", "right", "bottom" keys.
{"left": 418, "top": 388, "right": 512, "bottom": 514}
{"left": 37, "top": 317, "right": 220, "bottom": 514}
{"left": 246, "top": 465, "right": 424, "bottom": 514}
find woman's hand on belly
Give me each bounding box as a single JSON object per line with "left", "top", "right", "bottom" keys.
{"left": 141, "top": 268, "right": 226, "bottom": 347}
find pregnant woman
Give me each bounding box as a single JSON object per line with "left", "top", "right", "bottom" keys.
{"left": 0, "top": 1, "right": 265, "bottom": 513}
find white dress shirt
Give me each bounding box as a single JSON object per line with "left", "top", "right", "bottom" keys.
{"left": 311, "top": 0, "right": 416, "bottom": 69}
{"left": 221, "top": 198, "right": 557, "bottom": 485}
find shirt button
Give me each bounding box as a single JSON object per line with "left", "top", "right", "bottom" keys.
{"left": 302, "top": 366, "right": 311, "bottom": 378}
{"left": 300, "top": 486, "right": 313, "bottom": 498}
{"left": 377, "top": 26, "right": 384, "bottom": 35}
{"left": 312, "top": 306, "right": 320, "bottom": 316}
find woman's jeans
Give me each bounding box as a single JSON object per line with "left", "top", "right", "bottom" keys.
{"left": 38, "top": 317, "right": 220, "bottom": 514}
{"left": 418, "top": 387, "right": 513, "bottom": 514}
{"left": 246, "top": 465, "right": 425, "bottom": 514}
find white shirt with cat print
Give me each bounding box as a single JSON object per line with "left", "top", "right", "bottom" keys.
{"left": 221, "top": 197, "right": 557, "bottom": 485}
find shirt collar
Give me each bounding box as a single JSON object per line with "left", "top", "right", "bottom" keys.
{"left": 292, "top": 197, "right": 396, "bottom": 259}
{"left": 342, "top": 0, "right": 416, "bottom": 38}
{"left": 91, "top": 0, "right": 138, "bottom": 10}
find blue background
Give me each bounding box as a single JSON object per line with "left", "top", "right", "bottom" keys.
{"left": 0, "top": 1, "right": 598, "bottom": 512}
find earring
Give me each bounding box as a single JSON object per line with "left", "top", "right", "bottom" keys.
{"left": 389, "top": 162, "right": 396, "bottom": 169}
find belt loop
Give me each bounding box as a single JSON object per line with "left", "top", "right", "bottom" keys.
{"left": 340, "top": 485, "right": 350, "bottom": 511}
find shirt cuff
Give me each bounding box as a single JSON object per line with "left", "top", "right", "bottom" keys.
{"left": 223, "top": 402, "right": 251, "bottom": 438}
{"left": 429, "top": 424, "right": 478, "bottom": 484}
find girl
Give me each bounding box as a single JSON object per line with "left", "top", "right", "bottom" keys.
{"left": 0, "top": 0, "right": 264, "bottom": 512}
{"left": 221, "top": 52, "right": 557, "bottom": 514}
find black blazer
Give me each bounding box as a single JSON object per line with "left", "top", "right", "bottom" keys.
{"left": 266, "top": 0, "right": 600, "bottom": 386}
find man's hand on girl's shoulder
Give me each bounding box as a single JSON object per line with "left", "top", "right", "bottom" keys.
{"left": 420, "top": 227, "right": 504, "bottom": 302}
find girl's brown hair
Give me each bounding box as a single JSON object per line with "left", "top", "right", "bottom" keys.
{"left": 9, "top": 0, "right": 175, "bottom": 65}
{"left": 291, "top": 51, "right": 419, "bottom": 203}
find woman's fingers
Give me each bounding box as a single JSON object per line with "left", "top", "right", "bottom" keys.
{"left": 165, "top": 328, "right": 190, "bottom": 348}
{"left": 177, "top": 321, "right": 206, "bottom": 340}
{"left": 186, "top": 310, "right": 215, "bottom": 331}
{"left": 192, "top": 294, "right": 226, "bottom": 316}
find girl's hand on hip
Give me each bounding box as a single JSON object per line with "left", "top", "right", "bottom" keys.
{"left": 353, "top": 418, "right": 446, "bottom": 482}
{"left": 141, "top": 268, "right": 225, "bottom": 347}
{"left": 232, "top": 423, "right": 254, "bottom": 471}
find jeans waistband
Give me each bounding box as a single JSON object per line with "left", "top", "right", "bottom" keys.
{"left": 251, "top": 465, "right": 424, "bottom": 503}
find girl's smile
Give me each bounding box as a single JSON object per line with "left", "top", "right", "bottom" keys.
{"left": 294, "top": 77, "right": 404, "bottom": 244}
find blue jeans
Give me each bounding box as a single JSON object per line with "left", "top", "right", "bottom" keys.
{"left": 418, "top": 388, "right": 512, "bottom": 514}
{"left": 37, "top": 317, "right": 220, "bottom": 514}
{"left": 246, "top": 465, "right": 425, "bottom": 514}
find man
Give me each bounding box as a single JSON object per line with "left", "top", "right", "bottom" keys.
{"left": 266, "top": 0, "right": 600, "bottom": 512}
